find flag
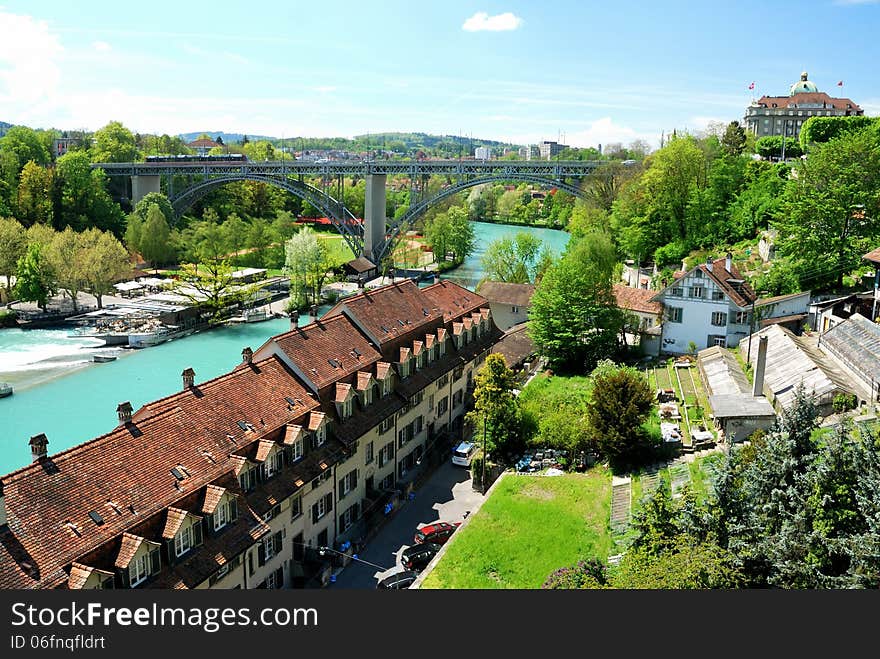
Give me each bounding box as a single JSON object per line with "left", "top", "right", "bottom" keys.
{"left": 748, "top": 81, "right": 755, "bottom": 90}
{"left": 837, "top": 80, "right": 844, "bottom": 87}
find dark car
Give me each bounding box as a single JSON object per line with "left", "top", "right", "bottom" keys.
{"left": 376, "top": 570, "right": 418, "bottom": 589}
{"left": 401, "top": 543, "right": 441, "bottom": 571}
{"left": 414, "top": 521, "right": 461, "bottom": 546}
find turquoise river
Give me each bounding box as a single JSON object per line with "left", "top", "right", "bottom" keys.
{"left": 0, "top": 221, "right": 569, "bottom": 474}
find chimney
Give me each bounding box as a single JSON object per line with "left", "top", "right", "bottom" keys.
{"left": 725, "top": 252, "right": 733, "bottom": 273}
{"left": 310, "top": 305, "right": 318, "bottom": 319}
{"left": 290, "top": 313, "right": 299, "bottom": 330}
{"left": 753, "top": 335, "right": 768, "bottom": 397}
{"left": 0, "top": 481, "right": 6, "bottom": 528}
{"left": 29, "top": 433, "right": 48, "bottom": 462}
{"left": 117, "top": 401, "right": 133, "bottom": 425}
{"left": 241, "top": 347, "right": 253, "bottom": 365}
{"left": 182, "top": 367, "right": 195, "bottom": 390}
{"left": 706, "top": 256, "right": 713, "bottom": 272}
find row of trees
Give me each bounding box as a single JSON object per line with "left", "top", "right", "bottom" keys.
{"left": 545, "top": 388, "right": 880, "bottom": 588}
{"left": 0, "top": 217, "right": 129, "bottom": 310}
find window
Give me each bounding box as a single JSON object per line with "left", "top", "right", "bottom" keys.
{"left": 214, "top": 497, "right": 238, "bottom": 531}
{"left": 174, "top": 521, "right": 202, "bottom": 557}
{"left": 667, "top": 307, "right": 683, "bottom": 323}
{"left": 339, "top": 502, "right": 359, "bottom": 533}
{"left": 261, "top": 451, "right": 282, "bottom": 481}
{"left": 380, "top": 473, "right": 394, "bottom": 490}
{"left": 711, "top": 291, "right": 725, "bottom": 301}
{"left": 711, "top": 311, "right": 728, "bottom": 327}
{"left": 258, "top": 531, "right": 284, "bottom": 566}
{"left": 341, "top": 398, "right": 353, "bottom": 419}
{"left": 690, "top": 286, "right": 704, "bottom": 299}
{"left": 416, "top": 353, "right": 424, "bottom": 369}
{"left": 315, "top": 424, "right": 326, "bottom": 447}
{"left": 208, "top": 556, "right": 241, "bottom": 586}
{"left": 239, "top": 467, "right": 256, "bottom": 493}
{"left": 291, "top": 437, "right": 303, "bottom": 462}
{"left": 365, "top": 441, "right": 374, "bottom": 465}
{"left": 734, "top": 311, "right": 749, "bottom": 325}
{"left": 311, "top": 470, "right": 331, "bottom": 490}
{"left": 379, "top": 417, "right": 393, "bottom": 434}
{"left": 512, "top": 305, "right": 519, "bottom": 313}
{"left": 379, "top": 441, "right": 395, "bottom": 468}
{"left": 709, "top": 335, "right": 727, "bottom": 347}
{"left": 290, "top": 495, "right": 302, "bottom": 521}
{"left": 694, "top": 269, "right": 703, "bottom": 279}
{"left": 437, "top": 396, "right": 449, "bottom": 417}
{"left": 452, "top": 389, "right": 463, "bottom": 408}
{"left": 439, "top": 339, "right": 446, "bottom": 357}
{"left": 671, "top": 287, "right": 683, "bottom": 297}
{"left": 381, "top": 376, "right": 392, "bottom": 396}
{"left": 128, "top": 547, "right": 160, "bottom": 587}
{"left": 453, "top": 366, "right": 464, "bottom": 381}
{"left": 437, "top": 374, "right": 449, "bottom": 389}
{"left": 399, "top": 360, "right": 410, "bottom": 379}
{"left": 262, "top": 504, "right": 281, "bottom": 522}
{"left": 410, "top": 391, "right": 424, "bottom": 407}
{"left": 311, "top": 493, "right": 333, "bottom": 523}
{"left": 339, "top": 469, "right": 358, "bottom": 499}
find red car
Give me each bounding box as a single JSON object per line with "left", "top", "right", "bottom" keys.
{"left": 414, "top": 521, "right": 461, "bottom": 545}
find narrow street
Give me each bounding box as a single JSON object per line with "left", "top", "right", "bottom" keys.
{"left": 330, "top": 460, "right": 484, "bottom": 589}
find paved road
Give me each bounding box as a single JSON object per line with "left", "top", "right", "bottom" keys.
{"left": 330, "top": 460, "right": 484, "bottom": 589}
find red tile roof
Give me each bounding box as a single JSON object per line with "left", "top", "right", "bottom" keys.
{"left": 254, "top": 439, "right": 275, "bottom": 463}
{"left": 654, "top": 258, "right": 756, "bottom": 309}
{"left": 116, "top": 533, "right": 149, "bottom": 569}
{"left": 356, "top": 371, "right": 374, "bottom": 391}
{"left": 162, "top": 508, "right": 190, "bottom": 539}
{"left": 421, "top": 280, "right": 487, "bottom": 322}
{"left": 307, "top": 411, "right": 326, "bottom": 431}
{"left": 334, "top": 382, "right": 352, "bottom": 404}
{"left": 864, "top": 247, "right": 880, "bottom": 266}
{"left": 281, "top": 424, "right": 304, "bottom": 445}
{"left": 201, "top": 485, "right": 226, "bottom": 514}
{"left": 613, "top": 284, "right": 663, "bottom": 315}
{"left": 261, "top": 314, "right": 381, "bottom": 389}
{"left": 412, "top": 340, "right": 423, "bottom": 356}
{"left": 324, "top": 279, "right": 441, "bottom": 346}
{"left": 375, "top": 362, "right": 392, "bottom": 380}
{"left": 754, "top": 92, "right": 861, "bottom": 112}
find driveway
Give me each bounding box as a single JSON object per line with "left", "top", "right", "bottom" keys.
{"left": 330, "top": 460, "right": 484, "bottom": 588}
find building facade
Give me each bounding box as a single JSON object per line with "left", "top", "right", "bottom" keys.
{"left": 743, "top": 71, "right": 863, "bottom": 139}
{"left": 537, "top": 140, "right": 568, "bottom": 160}
{"left": 0, "top": 280, "right": 500, "bottom": 590}
{"left": 476, "top": 281, "right": 535, "bottom": 331}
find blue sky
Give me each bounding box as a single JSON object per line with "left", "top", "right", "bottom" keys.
{"left": 1, "top": 0, "right": 878, "bottom": 149}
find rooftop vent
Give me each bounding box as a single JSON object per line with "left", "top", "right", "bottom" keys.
{"left": 170, "top": 467, "right": 186, "bottom": 481}
{"left": 117, "top": 401, "right": 133, "bottom": 424}
{"left": 351, "top": 348, "right": 362, "bottom": 358}
{"left": 29, "top": 433, "right": 48, "bottom": 462}
{"left": 88, "top": 510, "right": 105, "bottom": 526}
{"left": 236, "top": 420, "right": 249, "bottom": 431}
{"left": 107, "top": 500, "right": 122, "bottom": 515}
{"left": 380, "top": 325, "right": 390, "bottom": 333}
{"left": 64, "top": 520, "right": 82, "bottom": 537}
{"left": 128, "top": 504, "right": 137, "bottom": 515}
{"left": 422, "top": 307, "right": 430, "bottom": 316}
{"left": 241, "top": 347, "right": 253, "bottom": 364}
{"left": 182, "top": 367, "right": 195, "bottom": 390}
{"left": 328, "top": 358, "right": 341, "bottom": 368}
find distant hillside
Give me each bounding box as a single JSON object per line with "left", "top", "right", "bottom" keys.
{"left": 353, "top": 132, "right": 509, "bottom": 147}
{"left": 0, "top": 121, "right": 12, "bottom": 137}
{"left": 177, "top": 131, "right": 277, "bottom": 144}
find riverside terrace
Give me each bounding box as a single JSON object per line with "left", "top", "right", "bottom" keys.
{"left": 0, "top": 279, "right": 501, "bottom": 589}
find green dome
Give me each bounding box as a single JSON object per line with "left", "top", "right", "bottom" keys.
{"left": 790, "top": 71, "right": 818, "bottom": 95}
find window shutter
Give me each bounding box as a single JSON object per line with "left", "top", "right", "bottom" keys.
{"left": 193, "top": 521, "right": 203, "bottom": 546}
{"left": 354, "top": 469, "right": 359, "bottom": 488}
{"left": 326, "top": 493, "right": 333, "bottom": 511}
{"left": 149, "top": 549, "right": 161, "bottom": 575}
{"left": 339, "top": 477, "right": 345, "bottom": 496}
{"left": 257, "top": 543, "right": 266, "bottom": 567}
{"left": 352, "top": 501, "right": 359, "bottom": 518}
{"left": 229, "top": 498, "right": 238, "bottom": 521}
{"left": 248, "top": 553, "right": 254, "bottom": 576}
{"left": 312, "top": 503, "right": 319, "bottom": 524}
{"left": 274, "top": 532, "right": 283, "bottom": 554}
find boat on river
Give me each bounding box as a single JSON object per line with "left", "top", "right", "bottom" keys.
{"left": 92, "top": 354, "right": 117, "bottom": 363}
{"left": 0, "top": 382, "right": 13, "bottom": 398}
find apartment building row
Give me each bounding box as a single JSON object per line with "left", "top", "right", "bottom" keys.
{"left": 0, "top": 279, "right": 500, "bottom": 590}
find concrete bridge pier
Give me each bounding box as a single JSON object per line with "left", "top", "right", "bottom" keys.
{"left": 131, "top": 175, "right": 161, "bottom": 206}
{"left": 363, "top": 173, "right": 387, "bottom": 261}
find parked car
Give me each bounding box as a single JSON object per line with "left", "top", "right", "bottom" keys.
{"left": 401, "top": 543, "right": 441, "bottom": 571}
{"left": 414, "top": 521, "right": 461, "bottom": 545}
{"left": 376, "top": 570, "right": 418, "bottom": 589}
{"left": 452, "top": 441, "right": 477, "bottom": 466}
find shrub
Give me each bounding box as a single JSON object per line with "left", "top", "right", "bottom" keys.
{"left": 832, "top": 393, "right": 857, "bottom": 414}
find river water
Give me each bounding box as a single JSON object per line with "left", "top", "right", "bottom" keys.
{"left": 0, "top": 221, "right": 569, "bottom": 474}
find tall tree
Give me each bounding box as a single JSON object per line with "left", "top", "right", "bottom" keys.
{"left": 15, "top": 243, "right": 55, "bottom": 310}
{"left": 139, "top": 203, "right": 173, "bottom": 270}
{"left": 774, "top": 127, "right": 880, "bottom": 287}
{"left": 283, "top": 226, "right": 331, "bottom": 309}
{"left": 480, "top": 232, "right": 546, "bottom": 284}
{"left": 0, "top": 126, "right": 50, "bottom": 172}
{"left": 16, "top": 161, "right": 54, "bottom": 227}
{"left": 528, "top": 231, "right": 623, "bottom": 371}
{"left": 465, "top": 353, "right": 522, "bottom": 464}
{"left": 0, "top": 217, "right": 27, "bottom": 290}
{"left": 90, "top": 121, "right": 139, "bottom": 162}
{"left": 133, "top": 192, "right": 175, "bottom": 226}
{"left": 46, "top": 227, "right": 87, "bottom": 311}
{"left": 585, "top": 360, "right": 657, "bottom": 471}
{"left": 81, "top": 228, "right": 131, "bottom": 309}
{"left": 721, "top": 121, "right": 748, "bottom": 156}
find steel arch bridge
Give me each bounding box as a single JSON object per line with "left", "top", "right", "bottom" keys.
{"left": 95, "top": 159, "right": 605, "bottom": 260}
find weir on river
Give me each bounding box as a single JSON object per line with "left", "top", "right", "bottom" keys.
{"left": 0, "top": 222, "right": 569, "bottom": 475}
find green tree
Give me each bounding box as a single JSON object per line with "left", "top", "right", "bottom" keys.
{"left": 465, "top": 353, "right": 522, "bottom": 464}
{"left": 81, "top": 228, "right": 131, "bottom": 309}
{"left": 283, "top": 226, "right": 331, "bottom": 308}
{"left": 90, "top": 121, "right": 139, "bottom": 162}
{"left": 15, "top": 243, "right": 55, "bottom": 310}
{"left": 139, "top": 203, "right": 173, "bottom": 270}
{"left": 0, "top": 126, "right": 50, "bottom": 172}
{"left": 55, "top": 151, "right": 124, "bottom": 233}
{"left": 721, "top": 121, "right": 748, "bottom": 156}
{"left": 446, "top": 206, "right": 476, "bottom": 262}
{"left": 480, "top": 232, "right": 546, "bottom": 284}
{"left": 45, "top": 227, "right": 87, "bottom": 311}
{"left": 774, "top": 127, "right": 880, "bottom": 287}
{"left": 16, "top": 161, "right": 54, "bottom": 227}
{"left": 755, "top": 135, "right": 803, "bottom": 160}
{"left": 799, "top": 115, "right": 878, "bottom": 150}
{"left": 133, "top": 192, "right": 175, "bottom": 227}
{"left": 175, "top": 260, "right": 257, "bottom": 322}
{"left": 0, "top": 217, "right": 27, "bottom": 290}
{"left": 528, "top": 232, "right": 623, "bottom": 371}
{"left": 585, "top": 359, "right": 656, "bottom": 471}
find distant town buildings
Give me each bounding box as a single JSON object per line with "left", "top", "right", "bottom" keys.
{"left": 743, "top": 71, "right": 863, "bottom": 139}
{"left": 186, "top": 137, "right": 220, "bottom": 155}
{"left": 537, "top": 140, "right": 568, "bottom": 160}
{"left": 474, "top": 146, "right": 491, "bottom": 160}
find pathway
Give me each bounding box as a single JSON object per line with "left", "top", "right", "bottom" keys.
{"left": 610, "top": 475, "right": 632, "bottom": 536}
{"left": 669, "top": 458, "right": 691, "bottom": 498}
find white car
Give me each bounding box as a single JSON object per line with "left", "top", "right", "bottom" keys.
{"left": 452, "top": 441, "right": 477, "bottom": 467}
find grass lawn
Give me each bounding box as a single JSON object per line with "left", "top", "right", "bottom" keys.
{"left": 315, "top": 232, "right": 356, "bottom": 268}
{"left": 420, "top": 469, "right": 612, "bottom": 589}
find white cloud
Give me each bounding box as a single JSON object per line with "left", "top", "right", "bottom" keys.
{"left": 0, "top": 11, "right": 63, "bottom": 109}
{"left": 91, "top": 40, "right": 111, "bottom": 52}
{"left": 462, "top": 11, "right": 522, "bottom": 32}
{"left": 315, "top": 86, "right": 336, "bottom": 93}
{"left": 860, "top": 98, "right": 880, "bottom": 116}
{"left": 564, "top": 117, "right": 659, "bottom": 150}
